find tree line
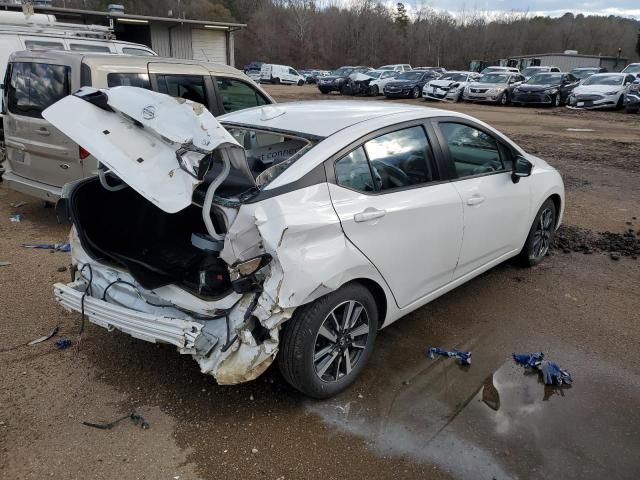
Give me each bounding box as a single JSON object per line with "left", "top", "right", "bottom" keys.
{"left": 55, "top": 0, "right": 640, "bottom": 70}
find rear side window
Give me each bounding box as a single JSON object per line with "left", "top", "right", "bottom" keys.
{"left": 335, "top": 147, "right": 375, "bottom": 192}
{"left": 107, "top": 73, "right": 151, "bottom": 89}
{"left": 216, "top": 77, "right": 268, "bottom": 113}
{"left": 24, "top": 40, "right": 64, "bottom": 50}
{"left": 122, "top": 48, "right": 155, "bottom": 56}
{"left": 156, "top": 74, "right": 207, "bottom": 107}
{"left": 70, "top": 43, "right": 111, "bottom": 52}
{"left": 440, "top": 123, "right": 504, "bottom": 178}
{"left": 7, "top": 62, "right": 70, "bottom": 118}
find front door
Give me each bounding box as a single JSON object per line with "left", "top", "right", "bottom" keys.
{"left": 328, "top": 125, "right": 463, "bottom": 308}
{"left": 434, "top": 120, "right": 531, "bottom": 278}
{"left": 3, "top": 60, "right": 82, "bottom": 190}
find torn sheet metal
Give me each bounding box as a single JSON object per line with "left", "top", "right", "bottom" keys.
{"left": 42, "top": 87, "right": 248, "bottom": 214}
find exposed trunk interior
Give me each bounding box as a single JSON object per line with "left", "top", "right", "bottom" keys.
{"left": 71, "top": 177, "right": 231, "bottom": 297}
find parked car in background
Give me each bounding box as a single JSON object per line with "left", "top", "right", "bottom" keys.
{"left": 260, "top": 64, "right": 305, "bottom": 85}
{"left": 521, "top": 66, "right": 560, "bottom": 80}
{"left": 378, "top": 64, "right": 411, "bottom": 72}
{"left": 621, "top": 63, "right": 640, "bottom": 78}
{"left": 1, "top": 50, "right": 273, "bottom": 201}
{"left": 243, "top": 61, "right": 264, "bottom": 82}
{"left": 317, "top": 66, "right": 371, "bottom": 94}
{"left": 511, "top": 72, "right": 579, "bottom": 107}
{"left": 383, "top": 70, "right": 436, "bottom": 98}
{"left": 48, "top": 93, "right": 564, "bottom": 398}
{"left": 566, "top": 73, "right": 636, "bottom": 110}
{"left": 422, "top": 71, "right": 480, "bottom": 102}
{"left": 624, "top": 77, "right": 640, "bottom": 113}
{"left": 481, "top": 66, "right": 520, "bottom": 75}
{"left": 413, "top": 67, "right": 446, "bottom": 76}
{"left": 305, "top": 70, "right": 329, "bottom": 84}
{"left": 346, "top": 69, "right": 397, "bottom": 96}
{"left": 463, "top": 72, "right": 525, "bottom": 105}
{"left": 569, "top": 67, "right": 607, "bottom": 81}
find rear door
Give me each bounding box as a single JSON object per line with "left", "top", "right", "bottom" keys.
{"left": 432, "top": 119, "right": 531, "bottom": 278}
{"left": 328, "top": 123, "right": 463, "bottom": 308}
{"left": 3, "top": 59, "right": 83, "bottom": 188}
{"left": 147, "top": 62, "right": 219, "bottom": 114}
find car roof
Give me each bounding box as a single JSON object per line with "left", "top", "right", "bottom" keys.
{"left": 220, "top": 101, "right": 447, "bottom": 138}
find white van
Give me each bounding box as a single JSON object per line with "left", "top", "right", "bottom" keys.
{"left": 260, "top": 64, "right": 305, "bottom": 85}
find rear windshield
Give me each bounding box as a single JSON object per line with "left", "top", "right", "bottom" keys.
{"left": 570, "top": 68, "right": 599, "bottom": 79}
{"left": 582, "top": 75, "right": 623, "bottom": 86}
{"left": 6, "top": 62, "right": 70, "bottom": 118}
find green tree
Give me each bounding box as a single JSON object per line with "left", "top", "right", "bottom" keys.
{"left": 394, "top": 3, "right": 409, "bottom": 30}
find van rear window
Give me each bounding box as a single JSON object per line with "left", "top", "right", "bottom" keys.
{"left": 107, "top": 73, "right": 151, "bottom": 89}
{"left": 6, "top": 62, "right": 70, "bottom": 118}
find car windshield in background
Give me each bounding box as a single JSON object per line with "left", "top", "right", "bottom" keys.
{"left": 623, "top": 64, "right": 640, "bottom": 73}
{"left": 396, "top": 71, "right": 423, "bottom": 80}
{"left": 479, "top": 74, "right": 509, "bottom": 83}
{"left": 582, "top": 75, "right": 624, "bottom": 86}
{"left": 441, "top": 73, "right": 467, "bottom": 82}
{"left": 527, "top": 73, "right": 562, "bottom": 85}
{"left": 522, "top": 67, "right": 545, "bottom": 77}
{"left": 332, "top": 68, "right": 352, "bottom": 76}
{"left": 570, "top": 69, "right": 599, "bottom": 79}
{"left": 366, "top": 70, "right": 384, "bottom": 79}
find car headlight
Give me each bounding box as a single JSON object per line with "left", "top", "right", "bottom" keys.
{"left": 486, "top": 88, "right": 497, "bottom": 94}
{"left": 604, "top": 90, "right": 619, "bottom": 95}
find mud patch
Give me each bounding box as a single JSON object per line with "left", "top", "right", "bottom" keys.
{"left": 552, "top": 224, "right": 640, "bottom": 257}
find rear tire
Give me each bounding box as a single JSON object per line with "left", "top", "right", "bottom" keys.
{"left": 273, "top": 77, "right": 280, "bottom": 85}
{"left": 319, "top": 88, "right": 330, "bottom": 94}
{"left": 516, "top": 198, "right": 557, "bottom": 267}
{"left": 279, "top": 283, "right": 378, "bottom": 399}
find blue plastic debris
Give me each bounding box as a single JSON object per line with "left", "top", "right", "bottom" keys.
{"left": 512, "top": 352, "right": 544, "bottom": 369}
{"left": 55, "top": 339, "right": 72, "bottom": 350}
{"left": 427, "top": 347, "right": 472, "bottom": 365}
{"left": 10, "top": 214, "right": 22, "bottom": 223}
{"left": 22, "top": 243, "right": 71, "bottom": 252}
{"left": 513, "top": 352, "right": 572, "bottom": 386}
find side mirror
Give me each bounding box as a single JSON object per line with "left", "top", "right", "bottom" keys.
{"left": 512, "top": 156, "right": 533, "bottom": 183}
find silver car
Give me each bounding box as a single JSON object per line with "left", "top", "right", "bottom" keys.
{"left": 463, "top": 72, "right": 526, "bottom": 105}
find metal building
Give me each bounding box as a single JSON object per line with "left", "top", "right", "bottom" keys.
{"left": 0, "top": 2, "right": 245, "bottom": 65}
{"left": 507, "top": 52, "right": 628, "bottom": 72}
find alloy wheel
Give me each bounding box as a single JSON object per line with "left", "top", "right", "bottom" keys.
{"left": 313, "top": 300, "right": 370, "bottom": 382}
{"left": 531, "top": 207, "right": 554, "bottom": 259}
{"left": 412, "top": 87, "right": 420, "bottom": 98}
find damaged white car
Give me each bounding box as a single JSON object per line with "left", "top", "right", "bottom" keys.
{"left": 45, "top": 88, "right": 564, "bottom": 398}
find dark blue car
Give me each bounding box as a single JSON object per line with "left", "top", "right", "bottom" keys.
{"left": 383, "top": 71, "right": 436, "bottom": 99}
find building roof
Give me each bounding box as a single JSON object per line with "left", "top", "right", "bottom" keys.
{"left": 0, "top": 3, "right": 246, "bottom": 29}
{"left": 220, "top": 101, "right": 446, "bottom": 138}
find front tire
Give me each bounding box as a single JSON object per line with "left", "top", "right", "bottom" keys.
{"left": 297, "top": 79, "right": 304, "bottom": 86}
{"left": 499, "top": 92, "right": 509, "bottom": 106}
{"left": 279, "top": 283, "right": 378, "bottom": 399}
{"left": 370, "top": 85, "right": 379, "bottom": 96}
{"left": 616, "top": 95, "right": 624, "bottom": 110}
{"left": 516, "top": 198, "right": 557, "bottom": 267}
{"left": 552, "top": 94, "right": 561, "bottom": 107}
{"left": 411, "top": 86, "right": 420, "bottom": 99}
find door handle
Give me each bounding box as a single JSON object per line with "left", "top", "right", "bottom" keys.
{"left": 466, "top": 195, "right": 485, "bottom": 206}
{"left": 36, "top": 128, "right": 50, "bottom": 137}
{"left": 354, "top": 208, "right": 386, "bottom": 223}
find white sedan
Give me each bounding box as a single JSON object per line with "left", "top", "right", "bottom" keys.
{"left": 567, "top": 73, "right": 636, "bottom": 109}
{"left": 45, "top": 89, "right": 564, "bottom": 398}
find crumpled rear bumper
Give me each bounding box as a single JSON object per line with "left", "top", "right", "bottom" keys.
{"left": 54, "top": 281, "right": 203, "bottom": 352}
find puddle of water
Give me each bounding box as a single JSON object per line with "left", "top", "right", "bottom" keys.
{"left": 307, "top": 355, "right": 640, "bottom": 480}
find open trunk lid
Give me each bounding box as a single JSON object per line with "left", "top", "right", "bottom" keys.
{"left": 42, "top": 86, "right": 251, "bottom": 214}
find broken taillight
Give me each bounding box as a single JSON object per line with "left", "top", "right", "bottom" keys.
{"left": 79, "top": 146, "right": 91, "bottom": 160}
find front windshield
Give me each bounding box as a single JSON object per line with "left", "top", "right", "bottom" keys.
{"left": 522, "top": 67, "right": 544, "bottom": 77}
{"left": 440, "top": 73, "right": 467, "bottom": 82}
{"left": 367, "top": 70, "right": 384, "bottom": 79}
{"left": 582, "top": 74, "right": 624, "bottom": 86}
{"left": 396, "top": 71, "right": 423, "bottom": 80}
{"left": 332, "top": 67, "right": 353, "bottom": 76}
{"left": 622, "top": 64, "right": 640, "bottom": 74}
{"left": 527, "top": 73, "right": 562, "bottom": 85}
{"left": 570, "top": 68, "right": 598, "bottom": 79}
{"left": 479, "top": 73, "right": 509, "bottom": 83}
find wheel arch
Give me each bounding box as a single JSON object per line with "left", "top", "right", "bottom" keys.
{"left": 349, "top": 278, "right": 388, "bottom": 328}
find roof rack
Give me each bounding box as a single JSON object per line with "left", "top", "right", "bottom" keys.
{"left": 0, "top": 11, "right": 113, "bottom": 39}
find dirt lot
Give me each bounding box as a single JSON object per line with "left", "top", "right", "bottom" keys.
{"left": 1, "top": 85, "right": 639, "bottom": 480}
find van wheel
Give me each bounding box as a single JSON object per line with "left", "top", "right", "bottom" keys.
{"left": 273, "top": 77, "right": 280, "bottom": 85}
{"left": 279, "top": 283, "right": 378, "bottom": 399}
{"left": 516, "top": 198, "right": 557, "bottom": 267}
{"left": 297, "top": 79, "right": 304, "bottom": 86}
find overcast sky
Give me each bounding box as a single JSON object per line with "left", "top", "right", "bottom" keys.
{"left": 372, "top": 1, "right": 640, "bottom": 20}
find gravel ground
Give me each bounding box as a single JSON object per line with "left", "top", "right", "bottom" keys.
{"left": 1, "top": 85, "right": 639, "bottom": 480}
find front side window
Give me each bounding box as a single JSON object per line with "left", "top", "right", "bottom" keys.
{"left": 107, "top": 73, "right": 151, "bottom": 89}
{"left": 335, "top": 126, "right": 436, "bottom": 193}
{"left": 7, "top": 62, "right": 70, "bottom": 118}
{"left": 216, "top": 77, "right": 269, "bottom": 113}
{"left": 440, "top": 123, "right": 504, "bottom": 178}
{"left": 156, "top": 75, "right": 207, "bottom": 106}
{"left": 70, "top": 43, "right": 111, "bottom": 52}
